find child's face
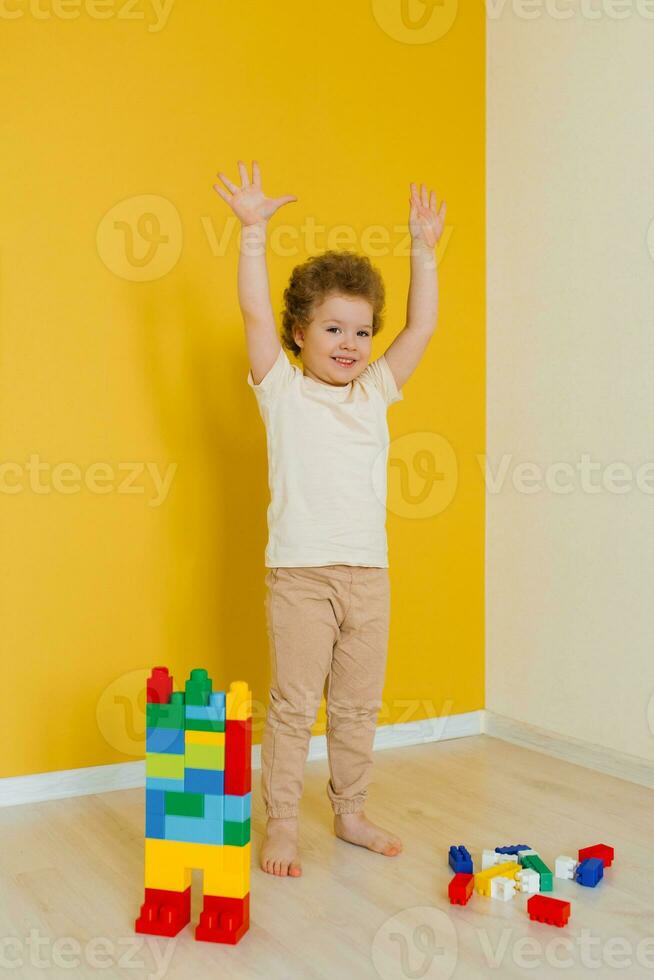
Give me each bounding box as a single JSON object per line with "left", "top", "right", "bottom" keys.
{"left": 293, "top": 293, "right": 374, "bottom": 387}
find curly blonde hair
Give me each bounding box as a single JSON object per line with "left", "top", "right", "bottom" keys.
{"left": 280, "top": 250, "right": 385, "bottom": 357}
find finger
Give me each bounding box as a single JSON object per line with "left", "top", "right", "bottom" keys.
{"left": 252, "top": 159, "right": 262, "bottom": 188}
{"left": 216, "top": 171, "right": 239, "bottom": 194}
{"left": 237, "top": 160, "right": 250, "bottom": 189}
{"left": 439, "top": 200, "right": 447, "bottom": 222}
{"left": 273, "top": 195, "right": 298, "bottom": 208}
{"left": 430, "top": 189, "right": 438, "bottom": 213}
{"left": 421, "top": 183, "right": 429, "bottom": 208}
{"left": 213, "top": 184, "right": 232, "bottom": 204}
{"left": 410, "top": 182, "right": 421, "bottom": 209}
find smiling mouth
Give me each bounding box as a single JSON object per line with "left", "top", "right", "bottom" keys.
{"left": 332, "top": 357, "right": 356, "bottom": 367}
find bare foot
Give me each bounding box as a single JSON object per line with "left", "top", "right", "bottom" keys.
{"left": 334, "top": 812, "right": 403, "bottom": 856}
{"left": 260, "top": 816, "right": 302, "bottom": 877}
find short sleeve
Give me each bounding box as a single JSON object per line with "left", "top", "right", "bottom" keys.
{"left": 359, "top": 354, "right": 404, "bottom": 406}
{"left": 246, "top": 347, "right": 295, "bottom": 404}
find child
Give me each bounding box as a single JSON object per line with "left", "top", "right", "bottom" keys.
{"left": 213, "top": 160, "right": 446, "bottom": 877}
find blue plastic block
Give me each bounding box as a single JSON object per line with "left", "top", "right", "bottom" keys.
{"left": 146, "top": 727, "right": 185, "bottom": 754}
{"left": 145, "top": 777, "right": 185, "bottom": 793}
{"left": 145, "top": 809, "right": 165, "bottom": 838}
{"left": 203, "top": 794, "right": 225, "bottom": 822}
{"left": 185, "top": 705, "right": 223, "bottom": 721}
{"left": 575, "top": 857, "right": 604, "bottom": 887}
{"left": 184, "top": 767, "right": 224, "bottom": 795}
{"left": 145, "top": 788, "right": 166, "bottom": 814}
{"left": 224, "top": 792, "right": 251, "bottom": 823}
{"left": 165, "top": 814, "right": 223, "bottom": 846}
{"left": 495, "top": 844, "right": 531, "bottom": 855}
{"left": 449, "top": 845, "right": 473, "bottom": 874}
{"left": 209, "top": 691, "right": 226, "bottom": 719}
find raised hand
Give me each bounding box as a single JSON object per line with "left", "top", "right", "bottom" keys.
{"left": 409, "top": 181, "right": 446, "bottom": 250}
{"left": 213, "top": 160, "right": 298, "bottom": 227}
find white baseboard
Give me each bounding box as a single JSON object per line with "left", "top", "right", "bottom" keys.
{"left": 5, "top": 708, "right": 650, "bottom": 808}
{"left": 0, "top": 711, "right": 483, "bottom": 809}
{"left": 484, "top": 710, "right": 654, "bottom": 790}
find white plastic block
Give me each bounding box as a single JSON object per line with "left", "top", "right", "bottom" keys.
{"left": 555, "top": 855, "right": 577, "bottom": 880}
{"left": 482, "top": 849, "right": 502, "bottom": 870}
{"left": 491, "top": 876, "right": 516, "bottom": 901}
{"left": 515, "top": 868, "right": 539, "bottom": 893}
{"left": 517, "top": 849, "right": 539, "bottom": 864}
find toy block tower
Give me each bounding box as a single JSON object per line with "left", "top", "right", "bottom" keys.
{"left": 135, "top": 666, "right": 252, "bottom": 944}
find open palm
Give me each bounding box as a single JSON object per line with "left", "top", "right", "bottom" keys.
{"left": 213, "top": 160, "right": 298, "bottom": 226}
{"left": 409, "top": 181, "right": 446, "bottom": 249}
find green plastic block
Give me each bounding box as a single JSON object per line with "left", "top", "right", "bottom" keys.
{"left": 224, "top": 819, "right": 250, "bottom": 846}
{"left": 184, "top": 718, "right": 225, "bottom": 733}
{"left": 146, "top": 702, "right": 184, "bottom": 730}
{"left": 522, "top": 854, "right": 553, "bottom": 891}
{"left": 146, "top": 753, "right": 185, "bottom": 780}
{"left": 185, "top": 668, "right": 212, "bottom": 706}
{"left": 165, "top": 791, "right": 205, "bottom": 818}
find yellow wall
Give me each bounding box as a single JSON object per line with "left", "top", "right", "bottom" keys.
{"left": 0, "top": 0, "right": 485, "bottom": 778}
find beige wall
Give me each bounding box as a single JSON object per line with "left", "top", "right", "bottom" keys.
{"left": 487, "top": 6, "right": 654, "bottom": 762}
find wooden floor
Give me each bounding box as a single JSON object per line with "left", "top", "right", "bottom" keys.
{"left": 1, "top": 735, "right": 653, "bottom": 980}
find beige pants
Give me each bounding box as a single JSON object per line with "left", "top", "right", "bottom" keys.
{"left": 260, "top": 564, "right": 391, "bottom": 817}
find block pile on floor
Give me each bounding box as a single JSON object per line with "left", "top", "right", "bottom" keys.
{"left": 448, "top": 843, "right": 614, "bottom": 926}
{"left": 135, "top": 666, "right": 252, "bottom": 945}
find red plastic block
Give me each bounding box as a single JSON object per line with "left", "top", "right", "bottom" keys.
{"left": 147, "top": 666, "right": 173, "bottom": 705}
{"left": 195, "top": 893, "right": 250, "bottom": 945}
{"left": 527, "top": 894, "right": 571, "bottom": 928}
{"left": 578, "top": 843, "right": 614, "bottom": 868}
{"left": 448, "top": 873, "right": 474, "bottom": 905}
{"left": 224, "top": 718, "right": 252, "bottom": 795}
{"left": 135, "top": 885, "right": 190, "bottom": 936}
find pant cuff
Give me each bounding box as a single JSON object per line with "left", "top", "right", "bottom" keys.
{"left": 332, "top": 800, "right": 366, "bottom": 815}
{"left": 266, "top": 806, "right": 299, "bottom": 818}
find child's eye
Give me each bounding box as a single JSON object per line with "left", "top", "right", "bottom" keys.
{"left": 327, "top": 326, "right": 370, "bottom": 336}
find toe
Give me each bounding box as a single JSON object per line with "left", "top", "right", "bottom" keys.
{"left": 289, "top": 862, "right": 302, "bottom": 877}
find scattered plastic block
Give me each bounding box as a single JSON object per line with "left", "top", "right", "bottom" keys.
{"left": 555, "top": 855, "right": 577, "bottom": 880}
{"left": 448, "top": 873, "right": 474, "bottom": 905}
{"left": 495, "top": 845, "right": 531, "bottom": 855}
{"left": 527, "top": 894, "right": 571, "bottom": 927}
{"left": 449, "top": 845, "right": 473, "bottom": 874}
{"left": 516, "top": 868, "right": 540, "bottom": 894}
{"left": 575, "top": 857, "right": 604, "bottom": 887}
{"left": 520, "top": 853, "right": 553, "bottom": 892}
{"left": 491, "top": 876, "right": 516, "bottom": 901}
{"left": 578, "top": 844, "right": 614, "bottom": 868}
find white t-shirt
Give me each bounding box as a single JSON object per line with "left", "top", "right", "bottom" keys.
{"left": 247, "top": 347, "right": 404, "bottom": 568}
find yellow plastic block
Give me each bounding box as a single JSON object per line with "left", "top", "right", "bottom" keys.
{"left": 144, "top": 839, "right": 250, "bottom": 899}
{"left": 184, "top": 742, "right": 225, "bottom": 770}
{"left": 226, "top": 681, "right": 251, "bottom": 721}
{"left": 145, "top": 752, "right": 185, "bottom": 780}
{"left": 185, "top": 730, "right": 225, "bottom": 746}
{"left": 143, "top": 839, "right": 192, "bottom": 891}
{"left": 474, "top": 861, "right": 521, "bottom": 897}
{"left": 204, "top": 843, "right": 251, "bottom": 898}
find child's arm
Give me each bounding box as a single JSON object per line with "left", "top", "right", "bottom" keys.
{"left": 383, "top": 181, "right": 447, "bottom": 391}
{"left": 213, "top": 160, "right": 298, "bottom": 385}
